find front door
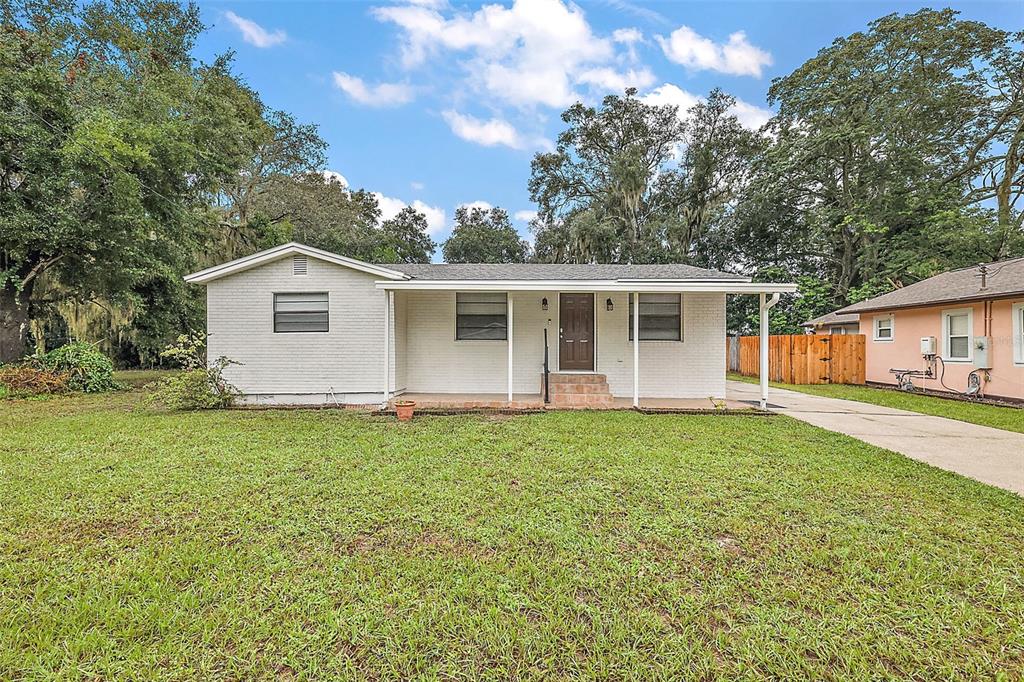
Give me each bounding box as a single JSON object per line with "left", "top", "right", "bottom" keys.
{"left": 559, "top": 293, "right": 594, "bottom": 371}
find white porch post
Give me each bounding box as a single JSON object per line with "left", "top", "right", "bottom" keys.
{"left": 759, "top": 293, "right": 768, "bottom": 410}
{"left": 383, "top": 290, "right": 391, "bottom": 406}
{"left": 633, "top": 292, "right": 640, "bottom": 408}
{"left": 507, "top": 293, "right": 514, "bottom": 402}
{"left": 757, "top": 292, "right": 780, "bottom": 410}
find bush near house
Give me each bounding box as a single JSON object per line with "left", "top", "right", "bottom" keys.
{"left": 0, "top": 366, "right": 71, "bottom": 397}
{"left": 145, "top": 333, "right": 240, "bottom": 410}
{"left": 37, "top": 341, "right": 118, "bottom": 393}
{"left": 0, "top": 342, "right": 117, "bottom": 398}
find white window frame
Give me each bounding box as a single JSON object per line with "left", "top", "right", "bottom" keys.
{"left": 1013, "top": 302, "right": 1024, "bottom": 366}
{"left": 628, "top": 293, "right": 683, "bottom": 342}
{"left": 872, "top": 314, "right": 894, "bottom": 342}
{"left": 273, "top": 292, "right": 329, "bottom": 333}
{"left": 941, "top": 307, "right": 973, "bottom": 363}
{"left": 454, "top": 291, "right": 508, "bottom": 341}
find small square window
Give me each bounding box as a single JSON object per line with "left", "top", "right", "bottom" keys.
{"left": 629, "top": 294, "right": 682, "bottom": 341}
{"left": 274, "top": 292, "right": 328, "bottom": 333}
{"left": 1014, "top": 303, "right": 1024, "bottom": 365}
{"left": 456, "top": 292, "right": 507, "bottom": 340}
{"left": 873, "top": 315, "right": 893, "bottom": 341}
{"left": 943, "top": 309, "right": 972, "bottom": 361}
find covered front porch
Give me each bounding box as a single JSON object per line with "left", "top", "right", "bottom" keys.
{"left": 377, "top": 279, "right": 795, "bottom": 411}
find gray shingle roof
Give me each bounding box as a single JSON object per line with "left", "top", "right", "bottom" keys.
{"left": 382, "top": 262, "right": 746, "bottom": 281}
{"left": 802, "top": 311, "right": 860, "bottom": 328}
{"left": 837, "top": 257, "right": 1024, "bottom": 314}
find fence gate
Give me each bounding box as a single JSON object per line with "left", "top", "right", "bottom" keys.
{"left": 730, "top": 334, "right": 865, "bottom": 385}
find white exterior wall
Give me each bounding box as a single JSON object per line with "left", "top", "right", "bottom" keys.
{"left": 400, "top": 290, "right": 726, "bottom": 399}
{"left": 206, "top": 256, "right": 389, "bottom": 404}
{"left": 402, "top": 290, "right": 555, "bottom": 394}
{"left": 204, "top": 257, "right": 727, "bottom": 403}
{"left": 597, "top": 292, "right": 727, "bottom": 399}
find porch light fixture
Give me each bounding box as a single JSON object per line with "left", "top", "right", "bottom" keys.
{"left": 606, "top": 298, "right": 614, "bottom": 311}
{"left": 541, "top": 297, "right": 548, "bottom": 311}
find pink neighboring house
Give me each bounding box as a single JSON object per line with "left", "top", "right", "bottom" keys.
{"left": 835, "top": 258, "right": 1024, "bottom": 401}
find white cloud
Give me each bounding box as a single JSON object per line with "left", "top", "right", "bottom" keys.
{"left": 322, "top": 170, "right": 349, "bottom": 187}
{"left": 375, "top": 192, "right": 446, "bottom": 235}
{"left": 612, "top": 27, "right": 643, "bottom": 44}
{"left": 459, "top": 200, "right": 494, "bottom": 211}
{"left": 374, "top": 0, "right": 617, "bottom": 108}
{"left": 640, "top": 83, "right": 702, "bottom": 112}
{"left": 514, "top": 210, "right": 538, "bottom": 222}
{"left": 411, "top": 181, "right": 425, "bottom": 191}
{"left": 332, "top": 71, "right": 414, "bottom": 107}
{"left": 641, "top": 83, "right": 772, "bottom": 131}
{"left": 223, "top": 11, "right": 287, "bottom": 48}
{"left": 656, "top": 26, "right": 772, "bottom": 77}
{"left": 577, "top": 67, "right": 655, "bottom": 93}
{"left": 443, "top": 110, "right": 524, "bottom": 149}
{"left": 729, "top": 99, "right": 773, "bottom": 130}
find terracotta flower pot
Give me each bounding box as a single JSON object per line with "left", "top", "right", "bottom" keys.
{"left": 394, "top": 400, "right": 416, "bottom": 422}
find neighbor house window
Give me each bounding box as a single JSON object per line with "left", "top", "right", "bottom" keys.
{"left": 942, "top": 309, "right": 972, "bottom": 361}
{"left": 274, "top": 292, "right": 328, "bottom": 333}
{"left": 629, "top": 293, "right": 682, "bottom": 341}
{"left": 1015, "top": 303, "right": 1024, "bottom": 365}
{"left": 456, "top": 292, "right": 507, "bottom": 340}
{"left": 873, "top": 315, "right": 893, "bottom": 341}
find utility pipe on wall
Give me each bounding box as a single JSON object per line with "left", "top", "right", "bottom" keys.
{"left": 759, "top": 292, "right": 781, "bottom": 410}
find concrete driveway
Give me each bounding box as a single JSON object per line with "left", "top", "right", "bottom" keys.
{"left": 727, "top": 380, "right": 1024, "bottom": 496}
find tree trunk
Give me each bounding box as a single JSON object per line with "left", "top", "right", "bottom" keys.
{"left": 0, "top": 286, "right": 31, "bottom": 363}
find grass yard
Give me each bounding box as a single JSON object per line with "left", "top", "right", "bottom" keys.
{"left": 2, "top": 392, "right": 1023, "bottom": 680}
{"left": 729, "top": 373, "right": 1024, "bottom": 435}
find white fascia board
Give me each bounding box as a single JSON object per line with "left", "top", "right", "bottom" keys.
{"left": 184, "top": 242, "right": 410, "bottom": 284}
{"left": 375, "top": 280, "right": 798, "bottom": 294}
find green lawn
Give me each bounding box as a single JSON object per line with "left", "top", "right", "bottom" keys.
{"left": 2, "top": 393, "right": 1023, "bottom": 680}
{"left": 728, "top": 373, "right": 1024, "bottom": 434}
{"left": 113, "top": 368, "right": 178, "bottom": 389}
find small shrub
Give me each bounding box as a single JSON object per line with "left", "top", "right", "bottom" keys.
{"left": 37, "top": 342, "right": 118, "bottom": 393}
{"left": 0, "top": 366, "right": 71, "bottom": 397}
{"left": 147, "top": 333, "right": 240, "bottom": 410}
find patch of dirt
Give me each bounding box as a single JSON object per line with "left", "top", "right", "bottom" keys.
{"left": 714, "top": 534, "right": 744, "bottom": 557}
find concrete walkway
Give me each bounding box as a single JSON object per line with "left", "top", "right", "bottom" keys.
{"left": 727, "top": 380, "right": 1024, "bottom": 496}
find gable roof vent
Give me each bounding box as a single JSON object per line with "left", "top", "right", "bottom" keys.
{"left": 293, "top": 254, "right": 308, "bottom": 276}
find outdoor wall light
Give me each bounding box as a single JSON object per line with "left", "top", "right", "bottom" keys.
{"left": 541, "top": 297, "right": 548, "bottom": 311}
{"left": 606, "top": 298, "right": 614, "bottom": 311}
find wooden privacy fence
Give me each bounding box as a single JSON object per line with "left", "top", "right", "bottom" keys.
{"left": 727, "top": 334, "right": 865, "bottom": 385}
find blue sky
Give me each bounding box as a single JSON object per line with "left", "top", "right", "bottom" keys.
{"left": 193, "top": 0, "right": 1021, "bottom": 255}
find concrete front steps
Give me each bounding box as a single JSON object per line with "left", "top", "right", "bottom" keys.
{"left": 545, "top": 372, "right": 615, "bottom": 409}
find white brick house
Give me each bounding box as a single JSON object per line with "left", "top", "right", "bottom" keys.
{"left": 186, "top": 243, "right": 795, "bottom": 408}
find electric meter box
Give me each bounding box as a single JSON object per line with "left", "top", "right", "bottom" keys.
{"left": 974, "top": 336, "right": 993, "bottom": 369}
{"left": 920, "top": 336, "right": 937, "bottom": 356}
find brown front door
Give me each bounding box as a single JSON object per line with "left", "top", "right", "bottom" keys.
{"left": 559, "top": 293, "right": 594, "bottom": 371}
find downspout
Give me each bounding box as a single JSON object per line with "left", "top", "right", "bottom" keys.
{"left": 759, "top": 292, "right": 781, "bottom": 410}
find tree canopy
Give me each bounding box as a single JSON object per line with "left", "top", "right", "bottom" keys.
{"left": 442, "top": 207, "right": 529, "bottom": 264}
{"left": 2, "top": 3, "right": 1021, "bottom": 358}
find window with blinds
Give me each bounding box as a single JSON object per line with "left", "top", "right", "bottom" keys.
{"left": 943, "top": 310, "right": 971, "bottom": 360}
{"left": 274, "top": 292, "right": 328, "bottom": 333}
{"left": 455, "top": 292, "right": 507, "bottom": 340}
{"left": 629, "top": 293, "right": 682, "bottom": 341}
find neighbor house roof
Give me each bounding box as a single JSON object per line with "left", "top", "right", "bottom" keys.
{"left": 836, "top": 257, "right": 1024, "bottom": 314}
{"left": 385, "top": 262, "right": 746, "bottom": 281}
{"left": 801, "top": 311, "right": 860, "bottom": 328}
